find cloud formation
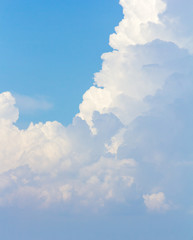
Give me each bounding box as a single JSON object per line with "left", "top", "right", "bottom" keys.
{"left": 143, "top": 192, "right": 170, "bottom": 211}
{"left": 0, "top": 92, "right": 136, "bottom": 207}
{"left": 0, "top": 0, "right": 193, "bottom": 213}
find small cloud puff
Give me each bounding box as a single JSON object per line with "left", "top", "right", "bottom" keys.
{"left": 143, "top": 192, "right": 170, "bottom": 212}
{"left": 0, "top": 92, "right": 19, "bottom": 124}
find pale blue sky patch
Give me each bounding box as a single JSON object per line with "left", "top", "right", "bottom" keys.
{"left": 0, "top": 0, "right": 122, "bottom": 126}
{"left": 14, "top": 94, "right": 53, "bottom": 113}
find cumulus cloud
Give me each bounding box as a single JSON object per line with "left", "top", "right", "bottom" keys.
{"left": 143, "top": 192, "right": 170, "bottom": 212}
{"left": 0, "top": 93, "right": 136, "bottom": 207}
{"left": 0, "top": 92, "right": 18, "bottom": 124}
{"left": 0, "top": 0, "right": 193, "bottom": 213}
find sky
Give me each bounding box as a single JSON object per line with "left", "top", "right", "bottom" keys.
{"left": 0, "top": 0, "right": 193, "bottom": 239}
{"left": 0, "top": 0, "right": 122, "bottom": 127}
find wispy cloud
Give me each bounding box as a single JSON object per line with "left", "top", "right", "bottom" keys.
{"left": 14, "top": 93, "right": 53, "bottom": 113}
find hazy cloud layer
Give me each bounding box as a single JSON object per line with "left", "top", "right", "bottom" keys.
{"left": 0, "top": 0, "right": 193, "bottom": 214}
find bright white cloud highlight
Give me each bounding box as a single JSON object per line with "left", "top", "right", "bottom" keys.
{"left": 110, "top": 0, "right": 166, "bottom": 48}
{"left": 78, "top": 0, "right": 193, "bottom": 131}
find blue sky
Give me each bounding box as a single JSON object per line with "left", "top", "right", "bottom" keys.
{"left": 0, "top": 0, "right": 122, "bottom": 127}
{"left": 0, "top": 208, "right": 192, "bottom": 240}
{"left": 0, "top": 0, "right": 193, "bottom": 239}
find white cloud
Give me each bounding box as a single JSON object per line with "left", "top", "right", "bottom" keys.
{"left": 110, "top": 0, "right": 193, "bottom": 52}
{"left": 78, "top": 0, "right": 193, "bottom": 131}
{"left": 143, "top": 192, "right": 170, "bottom": 212}
{"left": 0, "top": 92, "right": 18, "bottom": 124}
{"left": 110, "top": 0, "right": 167, "bottom": 48}
{"left": 0, "top": 92, "right": 136, "bottom": 207}
{"left": 0, "top": 0, "right": 193, "bottom": 212}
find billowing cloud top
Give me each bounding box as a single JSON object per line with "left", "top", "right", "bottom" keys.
{"left": 0, "top": 0, "right": 193, "bottom": 213}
